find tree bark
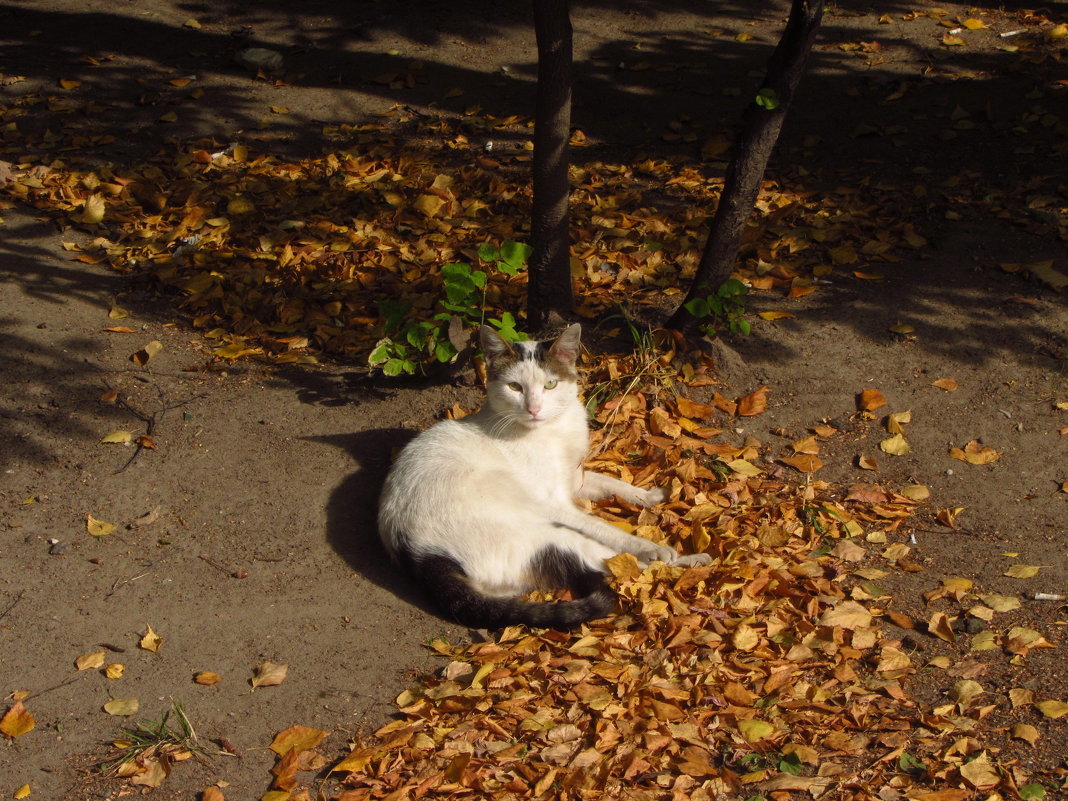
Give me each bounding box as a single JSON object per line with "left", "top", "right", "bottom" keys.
{"left": 527, "top": 0, "right": 574, "bottom": 330}
{"left": 667, "top": 0, "right": 825, "bottom": 331}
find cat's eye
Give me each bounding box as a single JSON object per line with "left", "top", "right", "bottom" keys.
{"left": 544, "top": 380, "right": 559, "bottom": 390}
{"left": 507, "top": 382, "right": 523, "bottom": 392}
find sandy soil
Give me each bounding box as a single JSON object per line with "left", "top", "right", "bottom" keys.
{"left": 1, "top": 1, "right": 1066, "bottom": 798}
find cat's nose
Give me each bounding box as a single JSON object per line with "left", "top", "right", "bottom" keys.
{"left": 527, "top": 404, "right": 541, "bottom": 418}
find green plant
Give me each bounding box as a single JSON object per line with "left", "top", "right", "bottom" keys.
{"left": 97, "top": 700, "right": 208, "bottom": 776}
{"left": 682, "top": 278, "right": 751, "bottom": 336}
{"left": 368, "top": 241, "right": 530, "bottom": 376}
{"left": 755, "top": 87, "right": 781, "bottom": 110}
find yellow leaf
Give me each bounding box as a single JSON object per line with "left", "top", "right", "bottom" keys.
{"left": 270, "top": 105, "right": 290, "bottom": 114}
{"left": 819, "top": 600, "right": 872, "bottom": 630}
{"left": 1012, "top": 723, "right": 1040, "bottom": 744}
{"left": 900, "top": 484, "right": 929, "bottom": 500}
{"left": 949, "top": 439, "right": 1000, "bottom": 464}
{"left": 104, "top": 664, "right": 124, "bottom": 679}
{"left": 86, "top": 514, "right": 116, "bottom": 537}
{"left": 950, "top": 679, "right": 984, "bottom": 709}
{"left": 780, "top": 454, "right": 823, "bottom": 473}
{"left": 194, "top": 671, "right": 221, "bottom": 686}
{"left": 970, "top": 630, "right": 998, "bottom": 651}
{"left": 857, "top": 455, "right": 878, "bottom": 470}
{"left": 413, "top": 193, "right": 446, "bottom": 218}
{"left": 737, "top": 718, "right": 773, "bottom": 742}
{"left": 932, "top": 377, "right": 958, "bottom": 391}
{"left": 103, "top": 698, "right": 139, "bottom": 716}
{"left": 158, "top": 111, "right": 178, "bottom": 123}
{"left": 732, "top": 624, "right": 760, "bottom": 651}
{"left": 130, "top": 340, "right": 163, "bottom": 367}
{"left": 879, "top": 434, "right": 910, "bottom": 455}
{"left": 941, "top": 576, "right": 973, "bottom": 594}
{"left": 226, "top": 196, "right": 255, "bottom": 215}
{"left": 269, "top": 724, "right": 328, "bottom": 756}
{"left": 980, "top": 593, "right": 1020, "bottom": 612}
{"left": 886, "top": 410, "right": 911, "bottom": 434}
{"left": 13, "top": 784, "right": 31, "bottom": 799}
{"left": 108, "top": 305, "right": 131, "bottom": 319}
{"left": 927, "top": 611, "right": 955, "bottom": 643}
{"left": 605, "top": 552, "right": 641, "bottom": 579}
{"left": 858, "top": 388, "right": 886, "bottom": 411}
{"left": 1036, "top": 699, "right": 1068, "bottom": 719}
{"left": 59, "top": 78, "right": 81, "bottom": 90}
{"left": 251, "top": 661, "right": 288, "bottom": 688}
{"left": 961, "top": 18, "right": 986, "bottom": 30}
{"left": 79, "top": 194, "right": 105, "bottom": 224}
{"left": 1004, "top": 564, "right": 1040, "bottom": 579}
{"left": 942, "top": 34, "right": 965, "bottom": 46}
{"left": 959, "top": 752, "right": 999, "bottom": 789}
{"left": 100, "top": 430, "right": 132, "bottom": 444}
{"left": 139, "top": 624, "right": 163, "bottom": 653}
{"left": 0, "top": 701, "right": 35, "bottom": 739}
{"left": 736, "top": 385, "right": 768, "bottom": 416}
{"left": 888, "top": 322, "right": 915, "bottom": 334}
{"left": 725, "top": 459, "right": 762, "bottom": 477}
{"left": 75, "top": 650, "right": 106, "bottom": 671}
{"left": 758, "top": 311, "right": 794, "bottom": 321}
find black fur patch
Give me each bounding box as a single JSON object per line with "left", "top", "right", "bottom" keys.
{"left": 407, "top": 547, "right": 614, "bottom": 630}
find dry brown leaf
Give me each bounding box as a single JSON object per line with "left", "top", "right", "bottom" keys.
{"left": 932, "top": 377, "right": 958, "bottom": 391}
{"left": 269, "top": 725, "right": 329, "bottom": 756}
{"left": 858, "top": 388, "right": 886, "bottom": 411}
{"left": 251, "top": 662, "right": 288, "bottom": 689}
{"left": 194, "top": 671, "right": 221, "bottom": 686}
{"left": 736, "top": 386, "right": 768, "bottom": 417}
{"left": 0, "top": 701, "right": 35, "bottom": 739}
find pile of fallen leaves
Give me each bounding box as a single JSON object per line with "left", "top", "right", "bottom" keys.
{"left": 202, "top": 357, "right": 1060, "bottom": 801}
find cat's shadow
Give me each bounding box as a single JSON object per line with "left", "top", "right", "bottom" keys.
{"left": 311, "top": 427, "right": 440, "bottom": 616}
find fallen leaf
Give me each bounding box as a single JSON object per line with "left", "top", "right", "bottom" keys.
{"left": 950, "top": 679, "right": 984, "bottom": 709}
{"left": 201, "top": 787, "right": 225, "bottom": 801}
{"left": 819, "top": 600, "right": 872, "bottom": 630}
{"left": 959, "top": 752, "right": 999, "bottom": 789}
{"left": 857, "top": 455, "right": 878, "bottom": 470}
{"left": 737, "top": 386, "right": 768, "bottom": 417}
{"left": 879, "top": 434, "right": 910, "bottom": 455}
{"left": 1012, "top": 723, "right": 1040, "bottom": 745}
{"left": 75, "top": 650, "right": 106, "bottom": 671}
{"left": 779, "top": 454, "right": 823, "bottom": 473}
{"left": 87, "top": 514, "right": 116, "bottom": 537}
{"left": 936, "top": 507, "right": 963, "bottom": 527}
{"left": 103, "top": 698, "right": 139, "bottom": 716}
{"left": 927, "top": 611, "right": 956, "bottom": 643}
{"left": 269, "top": 724, "right": 329, "bottom": 756}
{"left": 79, "top": 194, "right": 105, "bottom": 224}
{"left": 0, "top": 701, "right": 35, "bottom": 739}
{"left": 900, "top": 484, "right": 930, "bottom": 500}
{"left": 251, "top": 662, "right": 288, "bottom": 689}
{"left": 886, "top": 410, "right": 911, "bottom": 434}
{"left": 738, "top": 718, "right": 774, "bottom": 742}
{"left": 108, "top": 306, "right": 131, "bottom": 319}
{"left": 194, "top": 671, "right": 221, "bottom": 686}
{"left": 932, "top": 378, "right": 958, "bottom": 391}
{"left": 104, "top": 664, "right": 124, "bottom": 679}
{"left": 100, "top": 430, "right": 133, "bottom": 445}
{"left": 758, "top": 311, "right": 794, "bottom": 321}
{"left": 104, "top": 325, "right": 136, "bottom": 333}
{"left": 1005, "top": 564, "right": 1040, "bottom": 579}
{"left": 13, "top": 785, "right": 30, "bottom": 799}
{"left": 1036, "top": 700, "right": 1068, "bottom": 719}
{"left": 858, "top": 389, "right": 886, "bottom": 411}
{"left": 130, "top": 340, "right": 163, "bottom": 367}
{"left": 949, "top": 440, "right": 1000, "bottom": 465}
{"left": 139, "top": 624, "right": 163, "bottom": 653}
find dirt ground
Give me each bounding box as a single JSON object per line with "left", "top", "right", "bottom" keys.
{"left": 1, "top": 1, "right": 1066, "bottom": 799}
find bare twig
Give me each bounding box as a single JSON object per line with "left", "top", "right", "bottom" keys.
{"left": 0, "top": 589, "right": 25, "bottom": 623}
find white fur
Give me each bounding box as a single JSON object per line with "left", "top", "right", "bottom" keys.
{"left": 377, "top": 325, "right": 711, "bottom": 599}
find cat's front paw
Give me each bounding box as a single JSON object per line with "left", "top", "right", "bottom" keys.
{"left": 671, "top": 553, "right": 713, "bottom": 568}
{"left": 630, "top": 540, "right": 678, "bottom": 565}
{"left": 642, "top": 487, "right": 670, "bottom": 507}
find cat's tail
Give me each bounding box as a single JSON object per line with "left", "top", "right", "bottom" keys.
{"left": 409, "top": 549, "right": 616, "bottom": 630}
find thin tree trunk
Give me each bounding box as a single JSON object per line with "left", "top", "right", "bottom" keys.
{"left": 527, "top": 0, "right": 574, "bottom": 330}
{"left": 668, "top": 0, "right": 825, "bottom": 331}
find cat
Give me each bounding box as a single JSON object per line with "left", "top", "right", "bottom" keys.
{"left": 377, "top": 323, "right": 711, "bottom": 630}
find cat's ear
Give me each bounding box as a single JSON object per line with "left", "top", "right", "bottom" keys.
{"left": 480, "top": 325, "right": 516, "bottom": 362}
{"left": 548, "top": 323, "right": 581, "bottom": 364}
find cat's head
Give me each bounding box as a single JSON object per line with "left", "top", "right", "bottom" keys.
{"left": 480, "top": 324, "right": 581, "bottom": 426}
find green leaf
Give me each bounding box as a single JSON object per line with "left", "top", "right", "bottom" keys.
{"left": 383, "top": 358, "right": 404, "bottom": 376}
{"left": 477, "top": 242, "right": 500, "bottom": 263}
{"left": 1020, "top": 784, "right": 1047, "bottom": 800}
{"left": 755, "top": 87, "right": 780, "bottom": 110}
{"left": 718, "top": 278, "right": 749, "bottom": 298}
{"left": 737, "top": 319, "right": 752, "bottom": 336}
{"left": 897, "top": 752, "right": 924, "bottom": 774}
{"left": 470, "top": 269, "right": 487, "bottom": 289}
{"left": 440, "top": 262, "right": 472, "bottom": 281}
{"left": 500, "top": 240, "right": 532, "bottom": 270}
{"left": 405, "top": 326, "right": 424, "bottom": 348}
{"left": 683, "top": 298, "right": 711, "bottom": 318}
{"left": 434, "top": 341, "right": 456, "bottom": 363}
{"left": 497, "top": 260, "right": 520, "bottom": 276}
{"left": 368, "top": 342, "right": 392, "bottom": 365}
{"left": 778, "top": 752, "right": 803, "bottom": 775}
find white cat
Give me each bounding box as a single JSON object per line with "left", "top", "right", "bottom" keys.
{"left": 377, "top": 323, "right": 711, "bottom": 629}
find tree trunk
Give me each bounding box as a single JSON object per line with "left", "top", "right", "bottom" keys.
{"left": 527, "top": 0, "right": 574, "bottom": 330}
{"left": 667, "top": 0, "right": 825, "bottom": 331}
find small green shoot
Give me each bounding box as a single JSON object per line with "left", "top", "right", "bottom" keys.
{"left": 368, "top": 240, "right": 530, "bottom": 376}
{"left": 97, "top": 700, "right": 209, "bottom": 777}
{"left": 755, "top": 87, "right": 781, "bottom": 110}
{"left": 683, "top": 278, "right": 751, "bottom": 337}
